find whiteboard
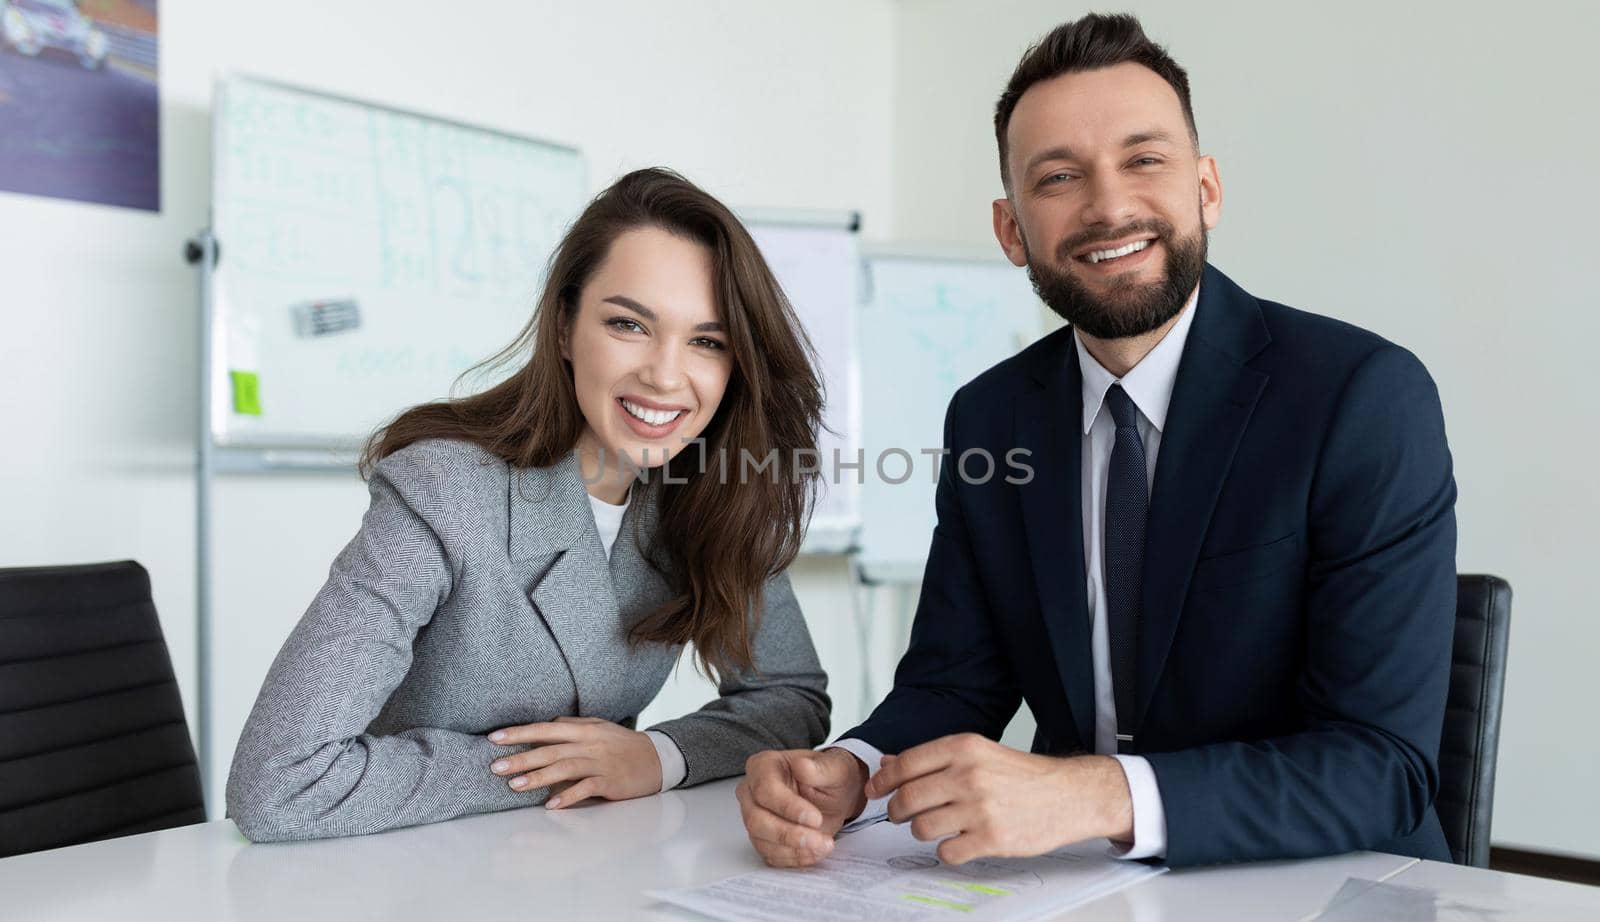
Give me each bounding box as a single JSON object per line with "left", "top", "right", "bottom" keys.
{"left": 747, "top": 221, "right": 861, "bottom": 549}
{"left": 206, "top": 78, "right": 861, "bottom": 545}
{"left": 209, "top": 76, "right": 587, "bottom": 447}
{"left": 856, "top": 250, "right": 1044, "bottom": 581}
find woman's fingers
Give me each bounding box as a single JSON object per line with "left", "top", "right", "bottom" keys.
{"left": 487, "top": 719, "right": 654, "bottom": 803}
{"left": 547, "top": 776, "right": 603, "bottom": 809}
{"left": 488, "top": 720, "right": 599, "bottom": 745}
{"left": 491, "top": 742, "right": 586, "bottom": 776}
{"left": 508, "top": 757, "right": 595, "bottom": 792}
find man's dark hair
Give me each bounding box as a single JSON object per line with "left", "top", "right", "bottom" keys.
{"left": 994, "top": 13, "right": 1197, "bottom": 189}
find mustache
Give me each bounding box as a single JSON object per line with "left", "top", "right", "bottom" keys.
{"left": 1056, "top": 218, "right": 1174, "bottom": 263}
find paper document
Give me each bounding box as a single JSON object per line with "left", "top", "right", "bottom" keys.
{"left": 649, "top": 820, "right": 1164, "bottom": 921}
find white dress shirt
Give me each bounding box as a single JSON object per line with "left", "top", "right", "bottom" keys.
{"left": 831, "top": 283, "right": 1202, "bottom": 861}
{"left": 587, "top": 489, "right": 689, "bottom": 793}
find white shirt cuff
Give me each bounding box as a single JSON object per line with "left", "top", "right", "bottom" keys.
{"left": 821, "top": 738, "right": 892, "bottom": 832}
{"left": 1108, "top": 754, "right": 1167, "bottom": 860}
{"left": 644, "top": 729, "right": 687, "bottom": 792}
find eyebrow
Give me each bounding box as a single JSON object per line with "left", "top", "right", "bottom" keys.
{"left": 1022, "top": 128, "right": 1183, "bottom": 175}
{"left": 603, "top": 295, "right": 725, "bottom": 333}
{"left": 1123, "top": 129, "right": 1182, "bottom": 148}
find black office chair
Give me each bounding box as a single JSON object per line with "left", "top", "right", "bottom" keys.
{"left": 0, "top": 561, "right": 206, "bottom": 857}
{"left": 1436, "top": 574, "right": 1512, "bottom": 868}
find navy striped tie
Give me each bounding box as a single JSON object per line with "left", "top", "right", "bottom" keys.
{"left": 1103, "top": 384, "right": 1146, "bottom": 754}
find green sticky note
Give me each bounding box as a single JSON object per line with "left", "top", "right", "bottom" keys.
{"left": 231, "top": 370, "right": 262, "bottom": 416}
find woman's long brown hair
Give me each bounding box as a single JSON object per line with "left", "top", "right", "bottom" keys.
{"left": 361, "top": 167, "right": 824, "bottom": 682}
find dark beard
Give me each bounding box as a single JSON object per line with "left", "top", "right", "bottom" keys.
{"left": 1025, "top": 217, "right": 1207, "bottom": 339}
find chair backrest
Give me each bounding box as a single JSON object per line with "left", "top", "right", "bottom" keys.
{"left": 1437, "top": 574, "right": 1513, "bottom": 868}
{"left": 0, "top": 561, "right": 205, "bottom": 857}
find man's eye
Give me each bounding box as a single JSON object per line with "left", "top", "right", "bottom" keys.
{"left": 1041, "top": 172, "right": 1074, "bottom": 185}
{"left": 1134, "top": 158, "right": 1162, "bottom": 166}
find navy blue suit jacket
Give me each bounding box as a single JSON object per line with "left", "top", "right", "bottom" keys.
{"left": 845, "top": 264, "right": 1457, "bottom": 867}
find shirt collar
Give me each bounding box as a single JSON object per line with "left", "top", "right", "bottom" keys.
{"left": 1075, "top": 283, "right": 1201, "bottom": 435}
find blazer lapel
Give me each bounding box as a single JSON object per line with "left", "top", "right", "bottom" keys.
{"left": 1015, "top": 329, "right": 1097, "bottom": 751}
{"left": 1135, "top": 265, "right": 1271, "bottom": 728}
{"left": 508, "top": 450, "right": 620, "bottom": 717}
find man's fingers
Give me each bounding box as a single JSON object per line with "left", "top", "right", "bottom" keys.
{"left": 886, "top": 775, "right": 957, "bottom": 824}
{"left": 751, "top": 771, "right": 822, "bottom": 828}
{"left": 868, "top": 733, "right": 988, "bottom": 798}
{"left": 937, "top": 830, "right": 991, "bottom": 866}
{"left": 491, "top": 743, "right": 584, "bottom": 776}
{"left": 757, "top": 840, "right": 833, "bottom": 867}
{"left": 743, "top": 799, "right": 833, "bottom": 852}
{"left": 791, "top": 750, "right": 856, "bottom": 790}
{"left": 738, "top": 751, "right": 839, "bottom": 865}
{"left": 739, "top": 777, "right": 833, "bottom": 853}
{"left": 487, "top": 721, "right": 592, "bottom": 746}
{"left": 907, "top": 804, "right": 965, "bottom": 843}
{"left": 745, "top": 810, "right": 836, "bottom": 866}
{"left": 745, "top": 750, "right": 833, "bottom": 819}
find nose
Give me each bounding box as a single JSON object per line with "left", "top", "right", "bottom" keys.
{"left": 637, "top": 339, "right": 687, "bottom": 394}
{"left": 1078, "top": 168, "right": 1138, "bottom": 229}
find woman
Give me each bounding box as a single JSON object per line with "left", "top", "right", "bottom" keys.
{"left": 226, "top": 168, "right": 831, "bottom": 842}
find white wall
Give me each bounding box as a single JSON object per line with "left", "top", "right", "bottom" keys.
{"left": 891, "top": 0, "right": 1600, "bottom": 857}
{"left": 0, "top": 0, "right": 899, "bottom": 812}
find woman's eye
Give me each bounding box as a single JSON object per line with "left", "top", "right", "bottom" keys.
{"left": 693, "top": 337, "right": 727, "bottom": 351}
{"left": 606, "top": 318, "right": 644, "bottom": 334}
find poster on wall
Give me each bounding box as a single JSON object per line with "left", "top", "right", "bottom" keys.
{"left": 0, "top": 0, "right": 159, "bottom": 211}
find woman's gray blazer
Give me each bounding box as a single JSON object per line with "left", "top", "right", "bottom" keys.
{"left": 226, "top": 438, "right": 830, "bottom": 842}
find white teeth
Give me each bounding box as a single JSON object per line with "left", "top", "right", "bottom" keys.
{"left": 1086, "top": 239, "right": 1151, "bottom": 264}
{"left": 621, "top": 399, "right": 683, "bottom": 426}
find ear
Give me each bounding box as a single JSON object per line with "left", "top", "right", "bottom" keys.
{"left": 557, "top": 300, "right": 574, "bottom": 361}
{"left": 992, "top": 197, "right": 1029, "bottom": 267}
{"left": 1198, "top": 155, "right": 1223, "bottom": 230}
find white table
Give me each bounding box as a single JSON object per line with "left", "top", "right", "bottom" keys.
{"left": 1372, "top": 858, "right": 1600, "bottom": 919}
{"left": 0, "top": 778, "right": 1586, "bottom": 921}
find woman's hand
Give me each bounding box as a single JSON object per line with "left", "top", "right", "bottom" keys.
{"left": 486, "top": 716, "right": 663, "bottom": 808}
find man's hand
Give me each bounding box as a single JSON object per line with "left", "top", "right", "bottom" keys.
{"left": 866, "top": 733, "right": 1133, "bottom": 865}
{"left": 486, "top": 716, "right": 662, "bottom": 808}
{"left": 736, "top": 748, "right": 869, "bottom": 867}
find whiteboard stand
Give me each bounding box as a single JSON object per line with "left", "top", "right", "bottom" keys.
{"left": 185, "top": 227, "right": 220, "bottom": 818}
{"left": 846, "top": 557, "right": 922, "bottom": 720}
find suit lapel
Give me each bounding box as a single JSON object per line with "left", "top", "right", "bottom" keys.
{"left": 1135, "top": 265, "right": 1271, "bottom": 728}
{"left": 508, "top": 451, "right": 621, "bottom": 717}
{"left": 1016, "top": 329, "right": 1097, "bottom": 751}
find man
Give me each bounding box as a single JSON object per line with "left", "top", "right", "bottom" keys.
{"left": 738, "top": 13, "right": 1456, "bottom": 868}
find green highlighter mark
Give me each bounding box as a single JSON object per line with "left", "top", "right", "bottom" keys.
{"left": 948, "top": 882, "right": 1010, "bottom": 896}
{"left": 901, "top": 894, "right": 974, "bottom": 912}
{"left": 231, "top": 370, "right": 262, "bottom": 416}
